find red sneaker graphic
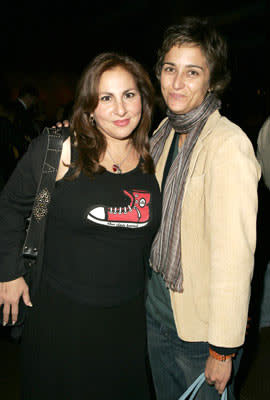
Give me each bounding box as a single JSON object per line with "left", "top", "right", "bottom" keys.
{"left": 87, "top": 190, "right": 151, "bottom": 228}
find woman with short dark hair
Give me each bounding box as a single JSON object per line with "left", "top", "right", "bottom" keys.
{"left": 147, "top": 17, "right": 260, "bottom": 400}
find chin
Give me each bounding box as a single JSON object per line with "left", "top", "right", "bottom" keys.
{"left": 169, "top": 107, "right": 186, "bottom": 115}
{"left": 168, "top": 102, "right": 187, "bottom": 115}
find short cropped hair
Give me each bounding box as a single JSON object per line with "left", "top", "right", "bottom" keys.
{"left": 155, "top": 17, "right": 231, "bottom": 96}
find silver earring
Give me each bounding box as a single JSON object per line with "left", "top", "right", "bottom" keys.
{"left": 90, "top": 115, "right": 95, "bottom": 126}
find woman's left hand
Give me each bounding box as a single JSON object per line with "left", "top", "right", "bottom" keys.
{"left": 205, "top": 355, "right": 232, "bottom": 394}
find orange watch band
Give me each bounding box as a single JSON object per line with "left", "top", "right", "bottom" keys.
{"left": 209, "top": 348, "right": 235, "bottom": 362}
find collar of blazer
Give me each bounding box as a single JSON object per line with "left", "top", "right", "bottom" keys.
{"left": 153, "top": 110, "right": 221, "bottom": 186}
{"left": 186, "top": 110, "right": 221, "bottom": 173}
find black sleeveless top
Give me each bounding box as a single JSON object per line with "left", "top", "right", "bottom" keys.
{"left": 43, "top": 148, "right": 162, "bottom": 307}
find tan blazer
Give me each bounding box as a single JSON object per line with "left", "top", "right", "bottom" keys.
{"left": 154, "top": 110, "right": 261, "bottom": 348}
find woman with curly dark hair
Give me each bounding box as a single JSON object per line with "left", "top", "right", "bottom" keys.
{"left": 0, "top": 53, "right": 161, "bottom": 399}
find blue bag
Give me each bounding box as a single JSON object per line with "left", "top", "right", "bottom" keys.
{"left": 178, "top": 372, "right": 228, "bottom": 400}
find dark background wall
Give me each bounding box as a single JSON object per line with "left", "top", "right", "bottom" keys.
{"left": 0, "top": 0, "right": 268, "bottom": 144}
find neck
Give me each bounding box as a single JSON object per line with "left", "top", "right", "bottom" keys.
{"left": 100, "top": 138, "right": 138, "bottom": 174}
{"left": 106, "top": 138, "right": 133, "bottom": 156}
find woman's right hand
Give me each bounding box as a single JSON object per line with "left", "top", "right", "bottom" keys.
{"left": 0, "top": 277, "right": 32, "bottom": 325}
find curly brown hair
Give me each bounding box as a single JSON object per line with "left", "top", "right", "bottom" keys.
{"left": 70, "top": 52, "right": 155, "bottom": 178}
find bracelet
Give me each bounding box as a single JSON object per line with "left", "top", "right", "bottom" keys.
{"left": 209, "top": 348, "right": 235, "bottom": 362}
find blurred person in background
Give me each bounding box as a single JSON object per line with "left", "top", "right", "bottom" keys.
{"left": 256, "top": 115, "right": 270, "bottom": 330}
{"left": 12, "top": 84, "right": 39, "bottom": 158}
{"left": 0, "top": 102, "right": 17, "bottom": 188}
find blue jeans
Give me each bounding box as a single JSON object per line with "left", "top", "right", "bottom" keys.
{"left": 147, "top": 313, "right": 242, "bottom": 400}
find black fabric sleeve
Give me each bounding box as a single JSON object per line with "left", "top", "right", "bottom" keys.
{"left": 209, "top": 344, "right": 241, "bottom": 355}
{"left": 0, "top": 133, "right": 47, "bottom": 281}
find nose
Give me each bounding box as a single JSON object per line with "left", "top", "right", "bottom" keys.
{"left": 173, "top": 72, "right": 185, "bottom": 90}
{"left": 113, "top": 99, "right": 127, "bottom": 116}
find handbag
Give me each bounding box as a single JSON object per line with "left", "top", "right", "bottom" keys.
{"left": 178, "top": 372, "right": 228, "bottom": 400}
{"left": 0, "top": 127, "right": 67, "bottom": 328}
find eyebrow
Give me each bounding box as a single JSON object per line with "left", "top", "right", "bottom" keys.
{"left": 163, "top": 62, "right": 204, "bottom": 71}
{"left": 99, "top": 88, "right": 138, "bottom": 95}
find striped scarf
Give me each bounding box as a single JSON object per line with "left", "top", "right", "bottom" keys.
{"left": 150, "top": 93, "right": 221, "bottom": 292}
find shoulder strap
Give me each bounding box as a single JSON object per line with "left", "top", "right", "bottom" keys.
{"left": 22, "top": 127, "right": 66, "bottom": 263}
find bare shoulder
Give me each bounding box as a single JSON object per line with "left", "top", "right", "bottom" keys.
{"left": 56, "top": 136, "right": 71, "bottom": 181}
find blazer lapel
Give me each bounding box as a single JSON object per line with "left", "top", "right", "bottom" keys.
{"left": 185, "top": 110, "right": 221, "bottom": 181}
{"left": 154, "top": 110, "right": 221, "bottom": 188}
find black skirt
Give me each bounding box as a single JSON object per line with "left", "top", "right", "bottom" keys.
{"left": 20, "top": 279, "right": 150, "bottom": 400}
